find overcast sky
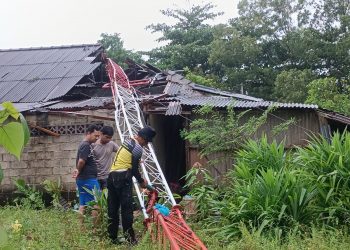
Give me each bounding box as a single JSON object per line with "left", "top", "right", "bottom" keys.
{"left": 0, "top": 0, "right": 238, "bottom": 51}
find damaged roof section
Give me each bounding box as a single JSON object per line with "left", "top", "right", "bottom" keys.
{"left": 47, "top": 97, "right": 113, "bottom": 111}
{"left": 0, "top": 44, "right": 103, "bottom": 103}
{"left": 0, "top": 49, "right": 320, "bottom": 114}
{"left": 165, "top": 71, "right": 263, "bottom": 101}
{"left": 123, "top": 59, "right": 318, "bottom": 115}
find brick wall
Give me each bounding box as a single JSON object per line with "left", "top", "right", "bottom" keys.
{"left": 0, "top": 109, "right": 119, "bottom": 193}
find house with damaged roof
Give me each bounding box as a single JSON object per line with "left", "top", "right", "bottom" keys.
{"left": 124, "top": 61, "right": 350, "bottom": 184}
{"left": 0, "top": 44, "right": 349, "bottom": 194}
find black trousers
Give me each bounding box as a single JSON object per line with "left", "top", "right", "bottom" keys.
{"left": 107, "top": 171, "right": 136, "bottom": 243}
{"left": 98, "top": 178, "right": 107, "bottom": 190}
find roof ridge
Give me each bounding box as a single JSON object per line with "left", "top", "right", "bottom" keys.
{"left": 0, "top": 43, "right": 102, "bottom": 52}
{"left": 190, "top": 83, "right": 264, "bottom": 102}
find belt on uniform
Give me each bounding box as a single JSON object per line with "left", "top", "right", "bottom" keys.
{"left": 111, "top": 169, "right": 128, "bottom": 172}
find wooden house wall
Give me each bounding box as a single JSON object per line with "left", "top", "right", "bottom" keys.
{"left": 186, "top": 109, "right": 321, "bottom": 179}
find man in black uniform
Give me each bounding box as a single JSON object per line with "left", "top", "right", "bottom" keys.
{"left": 107, "top": 126, "right": 156, "bottom": 245}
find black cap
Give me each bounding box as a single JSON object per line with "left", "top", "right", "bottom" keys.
{"left": 138, "top": 126, "right": 156, "bottom": 143}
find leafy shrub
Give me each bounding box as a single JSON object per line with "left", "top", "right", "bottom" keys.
{"left": 183, "top": 166, "right": 221, "bottom": 220}
{"left": 181, "top": 106, "right": 271, "bottom": 158}
{"left": 42, "top": 179, "right": 69, "bottom": 210}
{"left": 295, "top": 132, "right": 350, "bottom": 226}
{"left": 13, "top": 178, "right": 45, "bottom": 210}
{"left": 181, "top": 105, "right": 294, "bottom": 170}
{"left": 185, "top": 136, "right": 318, "bottom": 240}
{"left": 212, "top": 137, "right": 315, "bottom": 240}
{"left": 185, "top": 132, "right": 350, "bottom": 242}
{"left": 234, "top": 136, "right": 288, "bottom": 179}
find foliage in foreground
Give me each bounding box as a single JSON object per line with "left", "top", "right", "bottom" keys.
{"left": 12, "top": 178, "right": 45, "bottom": 210}
{"left": 185, "top": 132, "right": 350, "bottom": 242}
{"left": 0, "top": 102, "right": 30, "bottom": 184}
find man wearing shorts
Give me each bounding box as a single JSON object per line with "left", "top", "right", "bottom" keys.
{"left": 75, "top": 124, "right": 100, "bottom": 224}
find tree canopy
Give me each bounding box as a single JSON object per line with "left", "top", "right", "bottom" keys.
{"left": 144, "top": 3, "right": 223, "bottom": 72}
{"left": 98, "top": 33, "right": 142, "bottom": 68}
{"left": 99, "top": 0, "right": 350, "bottom": 114}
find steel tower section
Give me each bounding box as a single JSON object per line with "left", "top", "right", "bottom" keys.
{"left": 106, "top": 59, "right": 176, "bottom": 218}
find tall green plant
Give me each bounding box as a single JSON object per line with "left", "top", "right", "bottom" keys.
{"left": 295, "top": 132, "right": 350, "bottom": 225}
{"left": 223, "top": 138, "right": 314, "bottom": 235}
{"left": 192, "top": 136, "right": 316, "bottom": 240}
{"left": 234, "top": 136, "right": 287, "bottom": 180}
{"left": 84, "top": 187, "right": 109, "bottom": 236}
{"left": 183, "top": 166, "right": 220, "bottom": 220}
{"left": 181, "top": 131, "right": 350, "bottom": 241}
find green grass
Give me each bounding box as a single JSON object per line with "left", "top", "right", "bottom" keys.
{"left": 1, "top": 206, "right": 350, "bottom": 249}
{"left": 0, "top": 206, "right": 153, "bottom": 249}
{"left": 192, "top": 224, "right": 350, "bottom": 250}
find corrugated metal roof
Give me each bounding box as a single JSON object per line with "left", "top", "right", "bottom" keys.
{"left": 163, "top": 78, "right": 194, "bottom": 96}
{"left": 163, "top": 82, "right": 182, "bottom": 95}
{"left": 0, "top": 44, "right": 102, "bottom": 102}
{"left": 0, "top": 101, "right": 59, "bottom": 112}
{"left": 171, "top": 96, "right": 318, "bottom": 109}
{"left": 127, "top": 60, "right": 321, "bottom": 114}
{"left": 163, "top": 72, "right": 263, "bottom": 102}
{"left": 165, "top": 102, "right": 182, "bottom": 115}
{"left": 177, "top": 96, "right": 233, "bottom": 107}
{"left": 46, "top": 97, "right": 113, "bottom": 110}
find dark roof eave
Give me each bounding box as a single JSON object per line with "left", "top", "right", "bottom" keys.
{"left": 317, "top": 109, "right": 350, "bottom": 125}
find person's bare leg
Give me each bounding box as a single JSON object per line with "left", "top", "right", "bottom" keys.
{"left": 92, "top": 205, "right": 100, "bottom": 234}
{"left": 79, "top": 205, "right": 86, "bottom": 231}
